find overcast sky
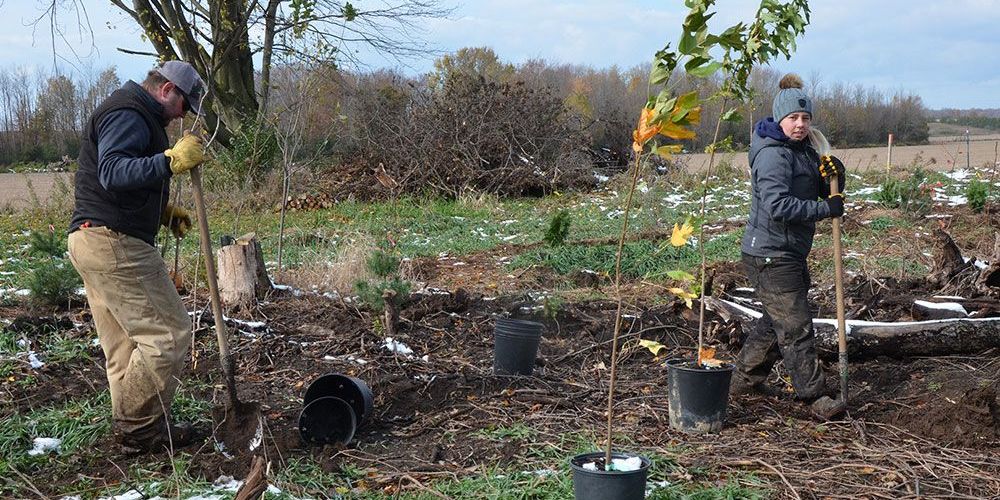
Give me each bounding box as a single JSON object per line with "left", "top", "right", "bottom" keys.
{"left": 2, "top": 0, "right": 999, "bottom": 110}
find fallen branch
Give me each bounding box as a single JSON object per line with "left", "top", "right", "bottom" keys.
{"left": 705, "top": 296, "right": 1000, "bottom": 360}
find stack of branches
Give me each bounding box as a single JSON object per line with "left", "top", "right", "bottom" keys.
{"left": 331, "top": 74, "right": 595, "bottom": 199}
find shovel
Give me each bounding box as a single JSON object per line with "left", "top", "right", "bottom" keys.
{"left": 809, "top": 129, "right": 849, "bottom": 407}
{"left": 189, "top": 166, "right": 264, "bottom": 452}
{"left": 829, "top": 174, "right": 849, "bottom": 403}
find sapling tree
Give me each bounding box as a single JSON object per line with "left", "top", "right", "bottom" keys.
{"left": 354, "top": 245, "right": 411, "bottom": 337}
{"left": 601, "top": 0, "right": 812, "bottom": 467}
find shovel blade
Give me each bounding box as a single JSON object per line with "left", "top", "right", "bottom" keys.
{"left": 213, "top": 400, "right": 264, "bottom": 453}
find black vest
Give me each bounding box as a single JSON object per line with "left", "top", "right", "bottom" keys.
{"left": 70, "top": 83, "right": 170, "bottom": 245}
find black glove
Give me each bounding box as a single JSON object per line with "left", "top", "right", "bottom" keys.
{"left": 819, "top": 155, "right": 845, "bottom": 180}
{"left": 825, "top": 193, "right": 845, "bottom": 218}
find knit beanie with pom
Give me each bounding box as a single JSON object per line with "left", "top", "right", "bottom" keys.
{"left": 772, "top": 73, "right": 813, "bottom": 122}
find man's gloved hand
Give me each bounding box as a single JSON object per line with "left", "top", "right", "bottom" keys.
{"left": 164, "top": 132, "right": 205, "bottom": 175}
{"left": 825, "top": 193, "right": 845, "bottom": 218}
{"left": 160, "top": 204, "right": 192, "bottom": 238}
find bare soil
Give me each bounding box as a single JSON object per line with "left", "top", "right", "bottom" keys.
{"left": 4, "top": 245, "right": 1000, "bottom": 498}
{"left": 679, "top": 134, "right": 1000, "bottom": 173}
{"left": 0, "top": 172, "right": 74, "bottom": 210}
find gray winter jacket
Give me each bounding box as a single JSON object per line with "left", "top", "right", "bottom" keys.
{"left": 740, "top": 130, "right": 833, "bottom": 260}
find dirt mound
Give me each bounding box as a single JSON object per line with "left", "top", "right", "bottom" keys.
{"left": 896, "top": 387, "right": 1000, "bottom": 448}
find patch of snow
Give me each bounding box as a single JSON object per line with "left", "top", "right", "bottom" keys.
{"left": 932, "top": 295, "right": 965, "bottom": 300}
{"left": 15, "top": 289, "right": 30, "bottom": 296}
{"left": 28, "top": 352, "right": 45, "bottom": 369}
{"left": 594, "top": 173, "right": 610, "bottom": 183}
{"left": 851, "top": 187, "right": 880, "bottom": 196}
{"left": 611, "top": 456, "right": 644, "bottom": 472}
{"left": 582, "top": 462, "right": 598, "bottom": 471}
{"left": 944, "top": 169, "right": 973, "bottom": 181}
{"left": 914, "top": 300, "right": 968, "bottom": 315}
{"left": 962, "top": 257, "right": 990, "bottom": 270}
{"left": 925, "top": 213, "right": 952, "bottom": 219}
{"left": 28, "top": 437, "right": 61, "bottom": 455}
{"left": 383, "top": 337, "right": 414, "bottom": 356}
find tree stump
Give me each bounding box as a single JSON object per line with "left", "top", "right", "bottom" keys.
{"left": 218, "top": 233, "right": 273, "bottom": 310}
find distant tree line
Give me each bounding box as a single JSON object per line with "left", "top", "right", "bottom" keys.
{"left": 932, "top": 115, "right": 1000, "bottom": 131}
{"left": 0, "top": 66, "right": 121, "bottom": 165}
{"left": 1, "top": 49, "right": 930, "bottom": 180}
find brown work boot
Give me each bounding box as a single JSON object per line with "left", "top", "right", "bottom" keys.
{"left": 809, "top": 396, "right": 847, "bottom": 421}
{"left": 117, "top": 423, "right": 204, "bottom": 455}
{"left": 730, "top": 378, "right": 785, "bottom": 398}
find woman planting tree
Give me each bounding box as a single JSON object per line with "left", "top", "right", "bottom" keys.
{"left": 731, "top": 73, "right": 847, "bottom": 420}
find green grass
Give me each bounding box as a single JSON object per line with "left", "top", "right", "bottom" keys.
{"left": 0, "top": 393, "right": 111, "bottom": 483}
{"left": 510, "top": 230, "right": 743, "bottom": 279}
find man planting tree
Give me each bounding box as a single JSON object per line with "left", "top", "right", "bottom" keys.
{"left": 731, "top": 73, "right": 847, "bottom": 420}
{"left": 67, "top": 60, "right": 208, "bottom": 453}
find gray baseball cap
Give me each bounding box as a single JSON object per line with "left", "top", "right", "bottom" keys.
{"left": 155, "top": 60, "right": 206, "bottom": 116}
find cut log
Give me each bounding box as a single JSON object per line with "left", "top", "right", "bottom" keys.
{"left": 217, "top": 233, "right": 273, "bottom": 310}
{"left": 704, "top": 296, "right": 1000, "bottom": 360}
{"left": 911, "top": 300, "right": 968, "bottom": 320}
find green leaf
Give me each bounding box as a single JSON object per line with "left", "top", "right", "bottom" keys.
{"left": 675, "top": 90, "right": 699, "bottom": 113}
{"left": 678, "top": 31, "right": 697, "bottom": 55}
{"left": 721, "top": 108, "right": 742, "bottom": 122}
{"left": 650, "top": 63, "right": 671, "bottom": 85}
{"left": 687, "top": 61, "right": 722, "bottom": 78}
{"left": 666, "top": 270, "right": 696, "bottom": 281}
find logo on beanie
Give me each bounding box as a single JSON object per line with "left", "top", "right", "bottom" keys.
{"left": 798, "top": 98, "right": 807, "bottom": 108}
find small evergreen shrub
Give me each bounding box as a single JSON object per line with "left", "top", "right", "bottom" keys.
{"left": 543, "top": 210, "right": 571, "bottom": 247}
{"left": 27, "top": 260, "right": 82, "bottom": 306}
{"left": 28, "top": 227, "right": 66, "bottom": 258}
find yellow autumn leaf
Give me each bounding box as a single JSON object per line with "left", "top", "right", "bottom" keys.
{"left": 697, "top": 346, "right": 724, "bottom": 368}
{"left": 632, "top": 107, "right": 661, "bottom": 151}
{"left": 655, "top": 144, "right": 683, "bottom": 160}
{"left": 660, "top": 121, "right": 697, "bottom": 140}
{"left": 671, "top": 220, "right": 694, "bottom": 247}
{"left": 668, "top": 287, "right": 697, "bottom": 308}
{"left": 684, "top": 106, "right": 702, "bottom": 126}
{"left": 638, "top": 338, "right": 667, "bottom": 356}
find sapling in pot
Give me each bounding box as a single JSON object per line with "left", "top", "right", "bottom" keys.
{"left": 570, "top": 0, "right": 812, "bottom": 495}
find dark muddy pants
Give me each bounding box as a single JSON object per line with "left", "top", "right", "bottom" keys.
{"left": 735, "top": 253, "right": 826, "bottom": 399}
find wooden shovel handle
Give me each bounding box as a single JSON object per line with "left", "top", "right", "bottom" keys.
{"left": 189, "top": 167, "right": 240, "bottom": 407}
{"left": 829, "top": 176, "right": 849, "bottom": 403}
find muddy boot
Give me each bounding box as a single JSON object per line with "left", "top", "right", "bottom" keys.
{"left": 730, "top": 377, "right": 785, "bottom": 398}
{"left": 809, "top": 396, "right": 847, "bottom": 421}
{"left": 117, "top": 422, "right": 204, "bottom": 454}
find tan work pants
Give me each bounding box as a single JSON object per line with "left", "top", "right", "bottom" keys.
{"left": 68, "top": 226, "right": 192, "bottom": 443}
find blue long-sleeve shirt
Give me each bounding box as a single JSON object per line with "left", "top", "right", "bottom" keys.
{"left": 95, "top": 82, "right": 172, "bottom": 191}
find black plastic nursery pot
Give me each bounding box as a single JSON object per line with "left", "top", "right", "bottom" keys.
{"left": 298, "top": 396, "right": 357, "bottom": 445}
{"left": 303, "top": 373, "right": 374, "bottom": 426}
{"left": 569, "top": 452, "right": 651, "bottom": 500}
{"left": 666, "top": 358, "right": 735, "bottom": 433}
{"left": 493, "top": 318, "right": 544, "bottom": 376}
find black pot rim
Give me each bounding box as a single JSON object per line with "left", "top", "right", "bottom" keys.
{"left": 496, "top": 318, "right": 544, "bottom": 328}
{"left": 303, "top": 373, "right": 374, "bottom": 423}
{"left": 665, "top": 357, "right": 735, "bottom": 372}
{"left": 298, "top": 396, "right": 357, "bottom": 445}
{"left": 568, "top": 451, "right": 652, "bottom": 475}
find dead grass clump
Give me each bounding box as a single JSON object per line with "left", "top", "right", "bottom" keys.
{"left": 280, "top": 234, "right": 376, "bottom": 295}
